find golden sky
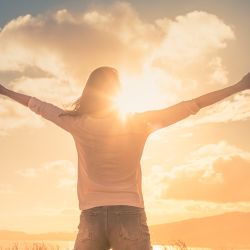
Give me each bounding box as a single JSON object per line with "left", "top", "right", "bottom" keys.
{"left": 0, "top": 1, "right": 250, "bottom": 233}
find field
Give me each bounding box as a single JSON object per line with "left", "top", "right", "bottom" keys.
{"left": 0, "top": 240, "right": 212, "bottom": 250}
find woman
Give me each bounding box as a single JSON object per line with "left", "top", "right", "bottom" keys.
{"left": 0, "top": 67, "right": 249, "bottom": 250}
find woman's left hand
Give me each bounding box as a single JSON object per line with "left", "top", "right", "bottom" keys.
{"left": 238, "top": 72, "right": 250, "bottom": 90}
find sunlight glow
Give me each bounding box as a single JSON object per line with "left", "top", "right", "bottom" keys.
{"left": 152, "top": 245, "right": 167, "bottom": 250}
{"left": 113, "top": 71, "right": 171, "bottom": 118}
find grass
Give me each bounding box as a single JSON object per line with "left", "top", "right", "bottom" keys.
{"left": 0, "top": 242, "right": 63, "bottom": 250}
{"left": 0, "top": 241, "right": 212, "bottom": 250}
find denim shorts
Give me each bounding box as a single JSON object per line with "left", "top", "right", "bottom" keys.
{"left": 73, "top": 205, "right": 153, "bottom": 250}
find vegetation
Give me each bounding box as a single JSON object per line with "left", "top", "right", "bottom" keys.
{"left": 0, "top": 242, "right": 62, "bottom": 250}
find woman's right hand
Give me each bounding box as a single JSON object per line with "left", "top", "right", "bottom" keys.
{"left": 0, "top": 83, "right": 7, "bottom": 95}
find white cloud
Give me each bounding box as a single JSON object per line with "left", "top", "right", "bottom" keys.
{"left": 10, "top": 76, "right": 80, "bottom": 105}
{"left": 158, "top": 141, "right": 250, "bottom": 202}
{"left": 0, "top": 2, "right": 158, "bottom": 79}
{"left": 142, "top": 141, "right": 250, "bottom": 224}
{"left": 0, "top": 183, "right": 15, "bottom": 194}
{"left": 189, "top": 140, "right": 250, "bottom": 160}
{"left": 144, "top": 197, "right": 250, "bottom": 225}
{"left": 16, "top": 160, "right": 77, "bottom": 189}
{"left": 17, "top": 168, "right": 38, "bottom": 178}
{"left": 151, "top": 11, "right": 235, "bottom": 68}
{"left": 0, "top": 98, "right": 43, "bottom": 135}
{"left": 0, "top": 2, "right": 241, "bottom": 135}
{"left": 208, "top": 57, "right": 229, "bottom": 85}
{"left": 181, "top": 92, "right": 250, "bottom": 127}
{"left": 143, "top": 141, "right": 250, "bottom": 202}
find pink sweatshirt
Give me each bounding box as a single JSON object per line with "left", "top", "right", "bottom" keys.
{"left": 28, "top": 97, "right": 200, "bottom": 210}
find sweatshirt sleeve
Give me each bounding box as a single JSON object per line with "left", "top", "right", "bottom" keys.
{"left": 28, "top": 97, "right": 77, "bottom": 133}
{"left": 132, "top": 99, "right": 200, "bottom": 134}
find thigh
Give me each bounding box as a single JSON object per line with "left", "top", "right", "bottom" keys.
{"left": 73, "top": 209, "right": 110, "bottom": 250}
{"left": 109, "top": 206, "right": 153, "bottom": 250}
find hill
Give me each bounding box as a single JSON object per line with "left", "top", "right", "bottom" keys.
{"left": 150, "top": 211, "right": 250, "bottom": 248}
{"left": 1, "top": 212, "right": 250, "bottom": 248}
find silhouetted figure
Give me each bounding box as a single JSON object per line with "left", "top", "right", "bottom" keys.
{"left": 1, "top": 67, "right": 249, "bottom": 250}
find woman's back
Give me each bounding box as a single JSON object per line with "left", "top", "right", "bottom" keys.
{"left": 73, "top": 112, "right": 149, "bottom": 210}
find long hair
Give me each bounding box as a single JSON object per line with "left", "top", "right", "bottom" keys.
{"left": 60, "top": 66, "right": 121, "bottom": 116}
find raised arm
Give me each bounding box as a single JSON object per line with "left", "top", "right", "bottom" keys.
{"left": 0, "top": 84, "right": 31, "bottom": 106}
{"left": 134, "top": 72, "right": 250, "bottom": 134}
{"left": 194, "top": 72, "right": 250, "bottom": 109}
{"left": 0, "top": 83, "right": 77, "bottom": 133}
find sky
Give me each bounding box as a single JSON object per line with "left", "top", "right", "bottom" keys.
{"left": 0, "top": 0, "right": 249, "bottom": 233}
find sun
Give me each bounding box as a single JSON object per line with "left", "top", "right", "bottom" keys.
{"left": 113, "top": 83, "right": 148, "bottom": 116}
{"left": 112, "top": 72, "right": 170, "bottom": 119}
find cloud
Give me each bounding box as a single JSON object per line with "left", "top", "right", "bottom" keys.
{"left": 16, "top": 167, "right": 38, "bottom": 178}
{"left": 180, "top": 92, "right": 250, "bottom": 128}
{"left": 0, "top": 2, "right": 158, "bottom": 80}
{"left": 151, "top": 11, "right": 235, "bottom": 68}
{"left": 0, "top": 183, "right": 15, "bottom": 194}
{"left": 0, "top": 98, "right": 43, "bottom": 135}
{"left": 0, "top": 2, "right": 241, "bottom": 135}
{"left": 200, "top": 92, "right": 250, "bottom": 123}
{"left": 164, "top": 155, "right": 250, "bottom": 202}
{"left": 16, "top": 160, "right": 76, "bottom": 189}
{"left": 0, "top": 160, "right": 78, "bottom": 231}
{"left": 143, "top": 141, "right": 250, "bottom": 203}
{"left": 159, "top": 141, "right": 250, "bottom": 202}
{"left": 208, "top": 57, "right": 229, "bottom": 86}
{"left": 10, "top": 76, "right": 79, "bottom": 104}
{"left": 145, "top": 198, "right": 250, "bottom": 225}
